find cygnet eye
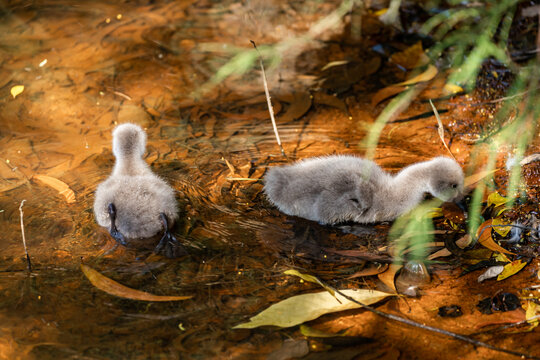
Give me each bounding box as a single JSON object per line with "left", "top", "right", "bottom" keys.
{"left": 451, "top": 183, "right": 457, "bottom": 189}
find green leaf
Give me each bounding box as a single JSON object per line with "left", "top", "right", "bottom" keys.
{"left": 233, "top": 289, "right": 394, "bottom": 329}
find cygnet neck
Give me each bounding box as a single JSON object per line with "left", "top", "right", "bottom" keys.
{"left": 112, "top": 153, "right": 150, "bottom": 176}
{"left": 384, "top": 161, "right": 432, "bottom": 217}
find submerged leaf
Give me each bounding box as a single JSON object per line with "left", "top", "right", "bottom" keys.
{"left": 10, "top": 85, "right": 24, "bottom": 98}
{"left": 233, "top": 289, "right": 393, "bottom": 329}
{"left": 476, "top": 220, "right": 515, "bottom": 255}
{"left": 497, "top": 260, "right": 528, "bottom": 281}
{"left": 81, "top": 264, "right": 192, "bottom": 301}
{"left": 33, "top": 175, "right": 76, "bottom": 203}
{"left": 371, "top": 85, "right": 407, "bottom": 107}
{"left": 395, "top": 64, "right": 438, "bottom": 86}
{"left": 443, "top": 83, "right": 464, "bottom": 96}
{"left": 525, "top": 302, "right": 539, "bottom": 328}
{"left": 390, "top": 42, "right": 430, "bottom": 70}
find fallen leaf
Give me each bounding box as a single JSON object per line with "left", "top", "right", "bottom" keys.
{"left": 300, "top": 324, "right": 344, "bottom": 338}
{"left": 443, "top": 83, "right": 464, "bottom": 96}
{"left": 520, "top": 153, "right": 540, "bottom": 166}
{"left": 371, "top": 85, "right": 407, "bottom": 107}
{"left": 488, "top": 192, "right": 510, "bottom": 208}
{"left": 395, "top": 64, "right": 438, "bottom": 86}
{"left": 278, "top": 91, "right": 312, "bottom": 122}
{"left": 464, "top": 169, "right": 497, "bottom": 188}
{"left": 10, "top": 85, "right": 24, "bottom": 98}
{"left": 233, "top": 289, "right": 393, "bottom": 329}
{"left": 492, "top": 217, "right": 512, "bottom": 237}
{"left": 347, "top": 263, "right": 389, "bottom": 278}
{"left": 321, "top": 60, "right": 349, "bottom": 71}
{"left": 477, "top": 265, "right": 504, "bottom": 282}
{"left": 389, "top": 42, "right": 430, "bottom": 70}
{"left": 32, "top": 174, "right": 76, "bottom": 203}
{"left": 284, "top": 269, "right": 335, "bottom": 297}
{"left": 377, "top": 264, "right": 402, "bottom": 293}
{"left": 313, "top": 92, "right": 348, "bottom": 114}
{"left": 497, "top": 260, "right": 528, "bottom": 281}
{"left": 81, "top": 264, "right": 192, "bottom": 301}
{"left": 427, "top": 248, "right": 451, "bottom": 260}
{"left": 476, "top": 220, "right": 515, "bottom": 255}
{"left": 525, "top": 301, "right": 539, "bottom": 328}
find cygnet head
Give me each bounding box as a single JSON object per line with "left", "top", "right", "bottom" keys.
{"left": 426, "top": 157, "right": 464, "bottom": 201}
{"left": 112, "top": 123, "right": 146, "bottom": 159}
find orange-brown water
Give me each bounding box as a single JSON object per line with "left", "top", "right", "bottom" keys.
{"left": 1, "top": 1, "right": 539, "bottom": 359}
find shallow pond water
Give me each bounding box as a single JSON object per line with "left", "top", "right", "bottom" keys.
{"left": 1, "top": 1, "right": 539, "bottom": 359}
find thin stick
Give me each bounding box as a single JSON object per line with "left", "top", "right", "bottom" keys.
{"left": 250, "top": 40, "right": 286, "bottom": 158}
{"left": 19, "top": 200, "right": 32, "bottom": 271}
{"left": 318, "top": 280, "right": 540, "bottom": 360}
{"left": 429, "top": 99, "right": 456, "bottom": 160}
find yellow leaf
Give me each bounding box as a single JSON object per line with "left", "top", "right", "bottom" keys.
{"left": 32, "top": 174, "right": 76, "bottom": 203}
{"left": 487, "top": 192, "right": 510, "bottom": 208}
{"left": 284, "top": 269, "right": 335, "bottom": 297}
{"left": 374, "top": 8, "right": 388, "bottom": 16}
{"left": 11, "top": 85, "right": 24, "bottom": 99}
{"left": 497, "top": 260, "right": 528, "bottom": 281}
{"left": 476, "top": 220, "right": 515, "bottom": 255}
{"left": 526, "top": 302, "right": 539, "bottom": 328}
{"left": 81, "top": 264, "right": 192, "bottom": 301}
{"left": 233, "top": 289, "right": 394, "bottom": 329}
{"left": 494, "top": 253, "right": 511, "bottom": 263}
{"left": 492, "top": 217, "right": 511, "bottom": 237}
{"left": 395, "top": 64, "right": 438, "bottom": 86}
{"left": 443, "top": 83, "right": 463, "bottom": 96}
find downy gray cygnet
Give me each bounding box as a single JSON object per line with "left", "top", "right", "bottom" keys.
{"left": 94, "top": 123, "right": 185, "bottom": 257}
{"left": 264, "top": 155, "right": 464, "bottom": 225}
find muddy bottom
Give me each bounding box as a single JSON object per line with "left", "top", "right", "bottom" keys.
{"left": 0, "top": 1, "right": 539, "bottom": 359}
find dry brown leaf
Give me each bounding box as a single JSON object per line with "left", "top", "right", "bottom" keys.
{"left": 377, "top": 264, "right": 402, "bottom": 292}
{"left": 347, "top": 263, "right": 389, "bottom": 278}
{"left": 32, "top": 174, "right": 76, "bottom": 203}
{"left": 429, "top": 99, "right": 456, "bottom": 160}
{"left": 81, "top": 264, "right": 193, "bottom": 301}
{"left": 395, "top": 64, "right": 438, "bottom": 86}
{"left": 476, "top": 220, "right": 515, "bottom": 255}
{"left": 371, "top": 85, "right": 408, "bottom": 107}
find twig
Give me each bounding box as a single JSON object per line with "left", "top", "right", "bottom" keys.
{"left": 250, "top": 40, "right": 286, "bottom": 158}
{"left": 318, "top": 280, "right": 540, "bottom": 359}
{"left": 429, "top": 99, "right": 456, "bottom": 160}
{"left": 19, "top": 200, "right": 32, "bottom": 271}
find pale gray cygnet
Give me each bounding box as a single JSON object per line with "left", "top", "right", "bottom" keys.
{"left": 263, "top": 155, "right": 464, "bottom": 225}
{"left": 94, "top": 123, "right": 185, "bottom": 257}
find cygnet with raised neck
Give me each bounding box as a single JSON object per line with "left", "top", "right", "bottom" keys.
{"left": 264, "top": 155, "right": 464, "bottom": 225}
{"left": 94, "top": 123, "right": 185, "bottom": 257}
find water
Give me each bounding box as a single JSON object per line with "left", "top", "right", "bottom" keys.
{"left": 3, "top": 1, "right": 538, "bottom": 359}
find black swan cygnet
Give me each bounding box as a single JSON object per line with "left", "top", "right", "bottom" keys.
{"left": 94, "top": 123, "right": 185, "bottom": 257}
{"left": 264, "top": 155, "right": 464, "bottom": 225}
